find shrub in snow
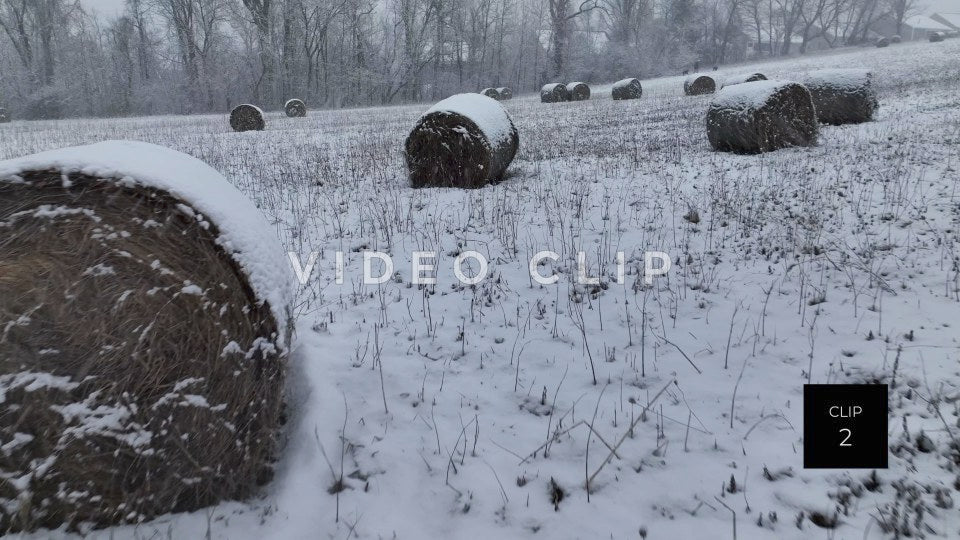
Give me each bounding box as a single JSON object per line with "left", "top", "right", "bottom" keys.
{"left": 684, "top": 74, "right": 717, "bottom": 96}
{"left": 892, "top": 35, "right": 902, "bottom": 43}
{"left": 567, "top": 82, "right": 591, "bottom": 101}
{"left": 803, "top": 69, "right": 878, "bottom": 125}
{"left": 229, "top": 104, "right": 265, "bottom": 131}
{"left": 284, "top": 98, "right": 307, "bottom": 118}
{"left": 876, "top": 37, "right": 890, "bottom": 48}
{"left": 404, "top": 93, "right": 519, "bottom": 189}
{"left": 0, "top": 108, "right": 9, "bottom": 123}
{"left": 480, "top": 88, "right": 501, "bottom": 100}
{"left": 720, "top": 72, "right": 767, "bottom": 89}
{"left": 929, "top": 32, "right": 945, "bottom": 42}
{"left": 706, "top": 80, "right": 818, "bottom": 153}
{"left": 611, "top": 78, "right": 643, "bottom": 100}
{"left": 540, "top": 83, "right": 569, "bottom": 103}
{"left": 24, "top": 85, "right": 65, "bottom": 120}
{"left": 496, "top": 87, "right": 513, "bottom": 100}
{"left": 0, "top": 141, "right": 293, "bottom": 532}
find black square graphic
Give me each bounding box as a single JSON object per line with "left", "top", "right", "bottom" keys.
{"left": 804, "top": 384, "right": 888, "bottom": 469}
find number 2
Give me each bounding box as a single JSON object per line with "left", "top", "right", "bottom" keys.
{"left": 839, "top": 428, "right": 852, "bottom": 447}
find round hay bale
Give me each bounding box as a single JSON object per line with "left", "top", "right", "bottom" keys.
{"left": 284, "top": 98, "right": 307, "bottom": 117}
{"left": 540, "top": 83, "right": 569, "bottom": 103}
{"left": 405, "top": 93, "right": 519, "bottom": 189}
{"left": 929, "top": 31, "right": 945, "bottom": 42}
{"left": 706, "top": 80, "right": 818, "bottom": 154}
{"left": 480, "top": 88, "right": 501, "bottom": 100}
{"left": 684, "top": 74, "right": 717, "bottom": 96}
{"left": 0, "top": 141, "right": 293, "bottom": 532}
{"left": 0, "top": 108, "right": 9, "bottom": 123}
{"left": 496, "top": 87, "right": 513, "bottom": 100}
{"left": 611, "top": 78, "right": 642, "bottom": 100}
{"left": 721, "top": 72, "right": 767, "bottom": 88}
{"left": 567, "top": 82, "right": 591, "bottom": 101}
{"left": 876, "top": 37, "right": 890, "bottom": 47}
{"left": 802, "top": 69, "right": 878, "bottom": 125}
{"left": 891, "top": 35, "right": 902, "bottom": 43}
{"left": 229, "top": 104, "right": 265, "bottom": 132}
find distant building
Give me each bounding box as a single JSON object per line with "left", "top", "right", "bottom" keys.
{"left": 900, "top": 15, "right": 954, "bottom": 40}
{"left": 930, "top": 13, "right": 960, "bottom": 31}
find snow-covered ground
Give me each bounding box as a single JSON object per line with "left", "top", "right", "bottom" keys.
{"left": 3, "top": 38, "right": 960, "bottom": 539}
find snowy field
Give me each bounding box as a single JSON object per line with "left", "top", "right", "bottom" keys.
{"left": 3, "top": 38, "right": 960, "bottom": 539}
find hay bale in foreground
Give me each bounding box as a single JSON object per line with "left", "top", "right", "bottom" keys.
{"left": 706, "top": 80, "right": 818, "bottom": 153}
{"left": 876, "top": 37, "right": 890, "bottom": 47}
{"left": 405, "top": 93, "right": 519, "bottom": 189}
{"left": 721, "top": 72, "right": 767, "bottom": 88}
{"left": 611, "top": 78, "right": 642, "bottom": 100}
{"left": 284, "top": 98, "right": 307, "bottom": 117}
{"left": 0, "top": 141, "right": 292, "bottom": 533}
{"left": 684, "top": 74, "right": 717, "bottom": 95}
{"left": 497, "top": 87, "right": 513, "bottom": 100}
{"left": 480, "top": 88, "right": 501, "bottom": 100}
{"left": 230, "top": 104, "right": 265, "bottom": 131}
{"left": 567, "top": 82, "right": 591, "bottom": 101}
{"left": 540, "top": 83, "right": 569, "bottom": 103}
{"left": 0, "top": 108, "right": 9, "bottom": 123}
{"left": 802, "top": 69, "right": 878, "bottom": 125}
{"left": 929, "top": 31, "right": 945, "bottom": 42}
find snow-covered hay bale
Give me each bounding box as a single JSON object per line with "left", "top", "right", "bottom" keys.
{"left": 721, "top": 72, "right": 767, "bottom": 88}
{"left": 540, "top": 83, "right": 569, "bottom": 103}
{"left": 929, "top": 31, "right": 945, "bottom": 42}
{"left": 229, "top": 104, "right": 265, "bottom": 132}
{"left": 684, "top": 74, "right": 717, "bottom": 96}
{"left": 0, "top": 108, "right": 9, "bottom": 123}
{"left": 891, "top": 35, "right": 902, "bottom": 43}
{"left": 611, "top": 78, "right": 643, "bottom": 100}
{"left": 876, "top": 37, "right": 890, "bottom": 47}
{"left": 480, "top": 88, "right": 501, "bottom": 100}
{"left": 0, "top": 141, "right": 292, "bottom": 532}
{"left": 706, "top": 80, "right": 818, "bottom": 154}
{"left": 284, "top": 98, "right": 307, "bottom": 117}
{"left": 802, "top": 69, "right": 878, "bottom": 125}
{"left": 405, "top": 93, "right": 519, "bottom": 189}
{"left": 496, "top": 87, "right": 513, "bottom": 100}
{"left": 567, "top": 82, "right": 591, "bottom": 101}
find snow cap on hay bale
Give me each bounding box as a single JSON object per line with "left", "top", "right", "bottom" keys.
{"left": 0, "top": 108, "right": 9, "bottom": 123}
{"left": 540, "top": 83, "right": 569, "bottom": 103}
{"left": 611, "top": 78, "right": 642, "bottom": 100}
{"left": 284, "top": 98, "right": 307, "bottom": 117}
{"left": 876, "top": 37, "right": 890, "bottom": 47}
{"left": 684, "top": 74, "right": 717, "bottom": 95}
{"left": 405, "top": 93, "right": 519, "bottom": 189}
{"left": 480, "top": 88, "right": 501, "bottom": 100}
{"left": 567, "top": 82, "right": 591, "bottom": 101}
{"left": 706, "top": 80, "right": 818, "bottom": 154}
{"left": 929, "top": 31, "right": 945, "bottom": 42}
{"left": 0, "top": 141, "right": 294, "bottom": 532}
{"left": 721, "top": 72, "right": 767, "bottom": 88}
{"left": 230, "top": 103, "right": 265, "bottom": 131}
{"left": 496, "top": 87, "right": 513, "bottom": 100}
{"left": 802, "top": 69, "right": 878, "bottom": 125}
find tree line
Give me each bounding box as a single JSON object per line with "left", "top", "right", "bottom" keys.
{"left": 0, "top": 0, "right": 917, "bottom": 118}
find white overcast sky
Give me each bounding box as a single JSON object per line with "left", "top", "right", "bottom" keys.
{"left": 79, "top": 0, "right": 958, "bottom": 20}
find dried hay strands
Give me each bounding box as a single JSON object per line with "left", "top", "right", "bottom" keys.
{"left": 230, "top": 104, "right": 265, "bottom": 131}
{"left": 802, "top": 69, "right": 879, "bottom": 125}
{"left": 405, "top": 93, "right": 519, "bottom": 189}
{"left": 706, "top": 80, "right": 818, "bottom": 154}
{"left": 0, "top": 141, "right": 293, "bottom": 533}
{"left": 611, "top": 78, "right": 643, "bottom": 100}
